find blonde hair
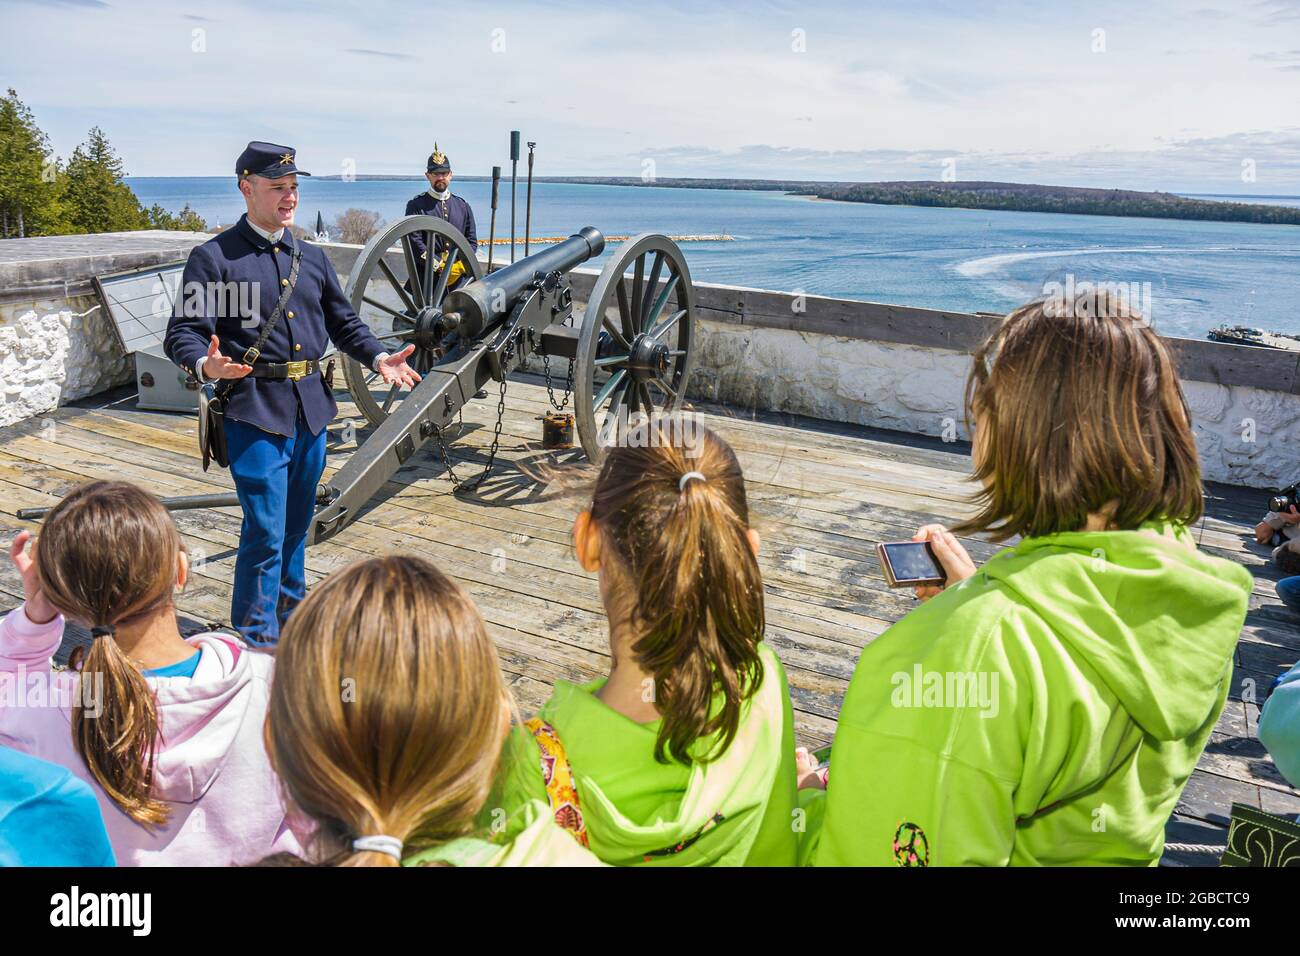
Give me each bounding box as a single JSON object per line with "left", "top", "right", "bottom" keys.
{"left": 263, "top": 556, "right": 508, "bottom": 867}
{"left": 589, "top": 422, "right": 764, "bottom": 765}
{"left": 36, "top": 480, "right": 184, "bottom": 828}
{"left": 956, "top": 290, "right": 1203, "bottom": 541}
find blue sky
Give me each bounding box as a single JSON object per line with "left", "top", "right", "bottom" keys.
{"left": 2, "top": 0, "right": 1298, "bottom": 192}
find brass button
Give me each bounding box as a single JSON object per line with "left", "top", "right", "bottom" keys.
{"left": 287, "top": 311, "right": 294, "bottom": 318}
{"left": 294, "top": 344, "right": 302, "bottom": 352}
{"left": 273, "top": 245, "right": 279, "bottom": 253}
{"left": 280, "top": 278, "right": 288, "bottom": 287}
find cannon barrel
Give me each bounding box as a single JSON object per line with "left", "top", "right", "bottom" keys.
{"left": 444, "top": 226, "right": 604, "bottom": 339}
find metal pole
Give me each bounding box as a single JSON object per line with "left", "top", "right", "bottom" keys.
{"left": 509, "top": 130, "right": 520, "bottom": 263}
{"left": 487, "top": 165, "right": 500, "bottom": 272}
{"left": 525, "top": 141, "right": 536, "bottom": 256}
{"left": 17, "top": 486, "right": 335, "bottom": 522}
{"left": 17, "top": 492, "right": 231, "bottom": 521}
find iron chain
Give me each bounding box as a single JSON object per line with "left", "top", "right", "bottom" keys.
{"left": 540, "top": 316, "right": 575, "bottom": 411}
{"left": 431, "top": 335, "right": 514, "bottom": 494}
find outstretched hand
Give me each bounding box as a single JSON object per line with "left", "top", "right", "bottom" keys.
{"left": 377, "top": 344, "right": 422, "bottom": 389}
{"left": 204, "top": 335, "right": 253, "bottom": 380}
{"left": 9, "top": 531, "right": 58, "bottom": 625}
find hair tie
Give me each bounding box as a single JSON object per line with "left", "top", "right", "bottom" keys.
{"left": 678, "top": 471, "right": 706, "bottom": 492}
{"left": 90, "top": 625, "right": 116, "bottom": 639}
{"left": 352, "top": 835, "right": 404, "bottom": 860}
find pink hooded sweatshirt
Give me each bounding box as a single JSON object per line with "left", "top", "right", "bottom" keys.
{"left": 0, "top": 603, "right": 300, "bottom": 866}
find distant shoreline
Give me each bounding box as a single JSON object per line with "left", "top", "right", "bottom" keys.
{"left": 312, "top": 176, "right": 1300, "bottom": 226}
{"left": 124, "top": 175, "right": 1300, "bottom": 226}
{"left": 484, "top": 178, "right": 1299, "bottom": 226}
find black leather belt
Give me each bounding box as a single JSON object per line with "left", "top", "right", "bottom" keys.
{"left": 249, "top": 359, "right": 320, "bottom": 381}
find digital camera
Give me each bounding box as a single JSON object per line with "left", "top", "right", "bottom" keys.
{"left": 1268, "top": 483, "right": 1300, "bottom": 513}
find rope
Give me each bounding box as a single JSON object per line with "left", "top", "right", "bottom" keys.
{"left": 1163, "top": 842, "right": 1225, "bottom": 855}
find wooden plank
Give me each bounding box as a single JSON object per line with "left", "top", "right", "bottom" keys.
{"left": 1166, "top": 337, "right": 1300, "bottom": 395}
{"left": 0, "top": 421, "right": 858, "bottom": 734}
{"left": 1196, "top": 731, "right": 1296, "bottom": 794}
{"left": 22, "top": 390, "right": 1300, "bottom": 658}
{"left": 20, "top": 392, "right": 1289, "bottom": 660}
{"left": 1175, "top": 769, "right": 1259, "bottom": 826}
{"left": 0, "top": 418, "right": 891, "bottom": 657}
{"left": 49, "top": 403, "right": 927, "bottom": 642}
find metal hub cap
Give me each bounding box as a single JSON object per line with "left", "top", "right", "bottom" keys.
{"left": 627, "top": 334, "right": 672, "bottom": 379}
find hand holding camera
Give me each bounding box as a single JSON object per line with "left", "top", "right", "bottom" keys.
{"left": 877, "top": 524, "right": 978, "bottom": 601}
{"left": 1268, "top": 484, "right": 1300, "bottom": 515}
{"left": 1258, "top": 484, "right": 1300, "bottom": 560}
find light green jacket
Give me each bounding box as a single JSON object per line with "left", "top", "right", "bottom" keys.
{"left": 406, "top": 799, "right": 605, "bottom": 867}
{"left": 488, "top": 643, "right": 798, "bottom": 866}
{"left": 809, "top": 522, "right": 1252, "bottom": 866}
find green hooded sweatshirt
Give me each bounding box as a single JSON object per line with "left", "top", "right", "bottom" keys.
{"left": 488, "top": 643, "right": 798, "bottom": 866}
{"left": 405, "top": 799, "right": 606, "bottom": 867}
{"left": 809, "top": 521, "right": 1252, "bottom": 866}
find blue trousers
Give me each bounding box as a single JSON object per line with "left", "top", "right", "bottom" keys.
{"left": 1279, "top": 577, "right": 1300, "bottom": 615}
{"left": 226, "top": 411, "right": 326, "bottom": 645}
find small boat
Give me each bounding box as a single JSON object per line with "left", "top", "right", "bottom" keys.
{"left": 1206, "top": 325, "right": 1300, "bottom": 351}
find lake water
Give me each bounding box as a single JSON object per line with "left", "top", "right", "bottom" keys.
{"left": 126, "top": 177, "right": 1300, "bottom": 340}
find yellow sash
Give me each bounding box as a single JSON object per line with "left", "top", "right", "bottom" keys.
{"left": 525, "top": 717, "right": 589, "bottom": 847}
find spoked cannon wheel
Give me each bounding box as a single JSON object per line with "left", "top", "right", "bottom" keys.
{"left": 341, "top": 215, "right": 483, "bottom": 425}
{"left": 573, "top": 234, "right": 696, "bottom": 464}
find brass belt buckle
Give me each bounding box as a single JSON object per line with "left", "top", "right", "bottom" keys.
{"left": 285, "top": 360, "right": 309, "bottom": 380}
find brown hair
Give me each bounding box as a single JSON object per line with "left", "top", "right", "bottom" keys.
{"left": 263, "top": 556, "right": 508, "bottom": 867}
{"left": 589, "top": 421, "right": 765, "bottom": 765}
{"left": 954, "top": 289, "right": 1203, "bottom": 541}
{"left": 35, "top": 480, "right": 184, "bottom": 828}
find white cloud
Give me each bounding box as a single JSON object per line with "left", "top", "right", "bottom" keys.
{"left": 0, "top": 0, "right": 1294, "bottom": 191}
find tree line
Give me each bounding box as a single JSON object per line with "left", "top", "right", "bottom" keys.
{"left": 800, "top": 182, "right": 1300, "bottom": 225}
{"left": 483, "top": 176, "right": 1300, "bottom": 227}
{"left": 0, "top": 88, "right": 206, "bottom": 239}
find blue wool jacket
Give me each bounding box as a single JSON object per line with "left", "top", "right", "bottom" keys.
{"left": 164, "top": 215, "right": 386, "bottom": 437}
{"left": 404, "top": 191, "right": 478, "bottom": 263}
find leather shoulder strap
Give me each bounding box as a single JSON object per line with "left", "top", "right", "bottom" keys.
{"left": 216, "top": 244, "right": 303, "bottom": 400}
{"left": 525, "top": 717, "right": 589, "bottom": 847}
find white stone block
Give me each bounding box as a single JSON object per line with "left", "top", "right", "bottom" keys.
{"left": 1184, "top": 382, "right": 1232, "bottom": 425}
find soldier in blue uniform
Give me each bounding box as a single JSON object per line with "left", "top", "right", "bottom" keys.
{"left": 404, "top": 144, "right": 477, "bottom": 291}
{"left": 164, "top": 141, "right": 421, "bottom": 645}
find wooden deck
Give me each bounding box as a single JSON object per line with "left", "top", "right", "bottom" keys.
{"left": 1, "top": 374, "right": 1296, "bottom": 865}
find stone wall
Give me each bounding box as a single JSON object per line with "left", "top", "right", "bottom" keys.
{"left": 1184, "top": 381, "right": 1300, "bottom": 488}
{"left": 0, "top": 231, "right": 207, "bottom": 427}
{"left": 560, "top": 269, "right": 1300, "bottom": 491}
{"left": 0, "top": 293, "right": 131, "bottom": 427}
{"left": 688, "top": 322, "right": 973, "bottom": 437}
{"left": 681, "top": 319, "right": 1300, "bottom": 489}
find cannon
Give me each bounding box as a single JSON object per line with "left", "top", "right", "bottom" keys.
{"left": 312, "top": 215, "right": 697, "bottom": 543}
{"left": 17, "top": 216, "right": 699, "bottom": 545}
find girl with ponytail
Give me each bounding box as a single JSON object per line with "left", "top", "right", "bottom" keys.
{"left": 0, "top": 480, "right": 298, "bottom": 865}
{"left": 488, "top": 421, "right": 798, "bottom": 866}
{"left": 259, "top": 555, "right": 600, "bottom": 867}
